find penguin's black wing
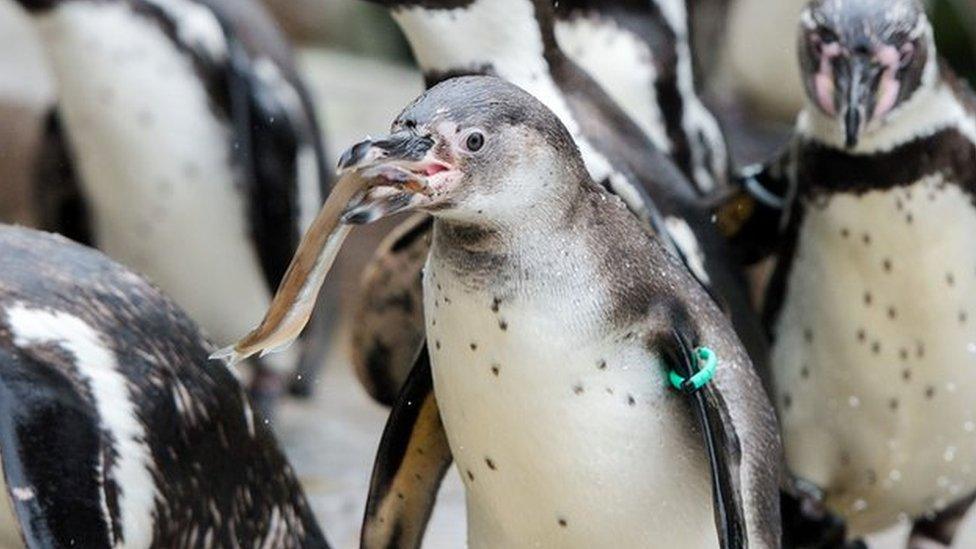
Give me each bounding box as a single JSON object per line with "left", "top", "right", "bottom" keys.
{"left": 361, "top": 345, "right": 453, "bottom": 549}
{"left": 664, "top": 328, "right": 747, "bottom": 549}
{"left": 32, "top": 110, "right": 94, "bottom": 247}
{"left": 0, "top": 346, "right": 114, "bottom": 547}
{"left": 222, "top": 27, "right": 330, "bottom": 291}
{"left": 713, "top": 146, "right": 793, "bottom": 266}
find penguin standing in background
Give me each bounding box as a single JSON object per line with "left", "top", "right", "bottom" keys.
{"left": 752, "top": 0, "right": 976, "bottom": 543}
{"left": 216, "top": 75, "right": 783, "bottom": 548}
{"left": 13, "top": 0, "right": 332, "bottom": 406}
{"left": 351, "top": 0, "right": 766, "bottom": 409}
{"left": 553, "top": 0, "right": 731, "bottom": 194}
{"left": 0, "top": 225, "right": 329, "bottom": 547}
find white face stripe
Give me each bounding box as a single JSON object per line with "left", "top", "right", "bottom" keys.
{"left": 4, "top": 303, "right": 157, "bottom": 547}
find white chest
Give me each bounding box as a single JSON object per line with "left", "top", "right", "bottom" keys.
{"left": 422, "top": 254, "right": 717, "bottom": 548}
{"left": 772, "top": 176, "right": 976, "bottom": 533}
{"left": 35, "top": 5, "right": 273, "bottom": 346}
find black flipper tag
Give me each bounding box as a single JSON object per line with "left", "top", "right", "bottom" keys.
{"left": 361, "top": 345, "right": 453, "bottom": 549}
{"left": 669, "top": 329, "right": 747, "bottom": 549}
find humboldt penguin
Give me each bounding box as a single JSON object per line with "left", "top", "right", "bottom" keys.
{"left": 215, "top": 75, "right": 782, "bottom": 548}
{"left": 0, "top": 225, "right": 328, "bottom": 547}
{"left": 350, "top": 0, "right": 763, "bottom": 409}
{"left": 755, "top": 0, "right": 976, "bottom": 543}
{"left": 13, "top": 0, "right": 332, "bottom": 404}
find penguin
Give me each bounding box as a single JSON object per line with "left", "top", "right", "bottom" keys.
{"left": 0, "top": 225, "right": 329, "bottom": 547}
{"left": 12, "top": 0, "right": 332, "bottom": 404}
{"left": 350, "top": 0, "right": 766, "bottom": 410}
{"left": 750, "top": 0, "right": 976, "bottom": 543}
{"left": 553, "top": 0, "right": 731, "bottom": 194}
{"left": 215, "top": 75, "right": 783, "bottom": 548}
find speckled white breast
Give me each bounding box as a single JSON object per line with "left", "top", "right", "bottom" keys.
{"left": 35, "top": 4, "right": 277, "bottom": 358}
{"left": 772, "top": 175, "right": 976, "bottom": 534}
{"left": 422, "top": 251, "right": 717, "bottom": 548}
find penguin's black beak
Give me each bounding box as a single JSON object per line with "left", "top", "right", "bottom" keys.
{"left": 837, "top": 56, "right": 876, "bottom": 149}
{"left": 337, "top": 131, "right": 459, "bottom": 224}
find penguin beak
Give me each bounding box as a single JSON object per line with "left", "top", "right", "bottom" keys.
{"left": 337, "top": 131, "right": 459, "bottom": 223}
{"left": 838, "top": 56, "right": 875, "bottom": 149}
{"left": 211, "top": 131, "right": 459, "bottom": 367}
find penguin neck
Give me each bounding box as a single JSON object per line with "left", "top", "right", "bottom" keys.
{"left": 392, "top": 0, "right": 567, "bottom": 91}
{"left": 428, "top": 176, "right": 592, "bottom": 281}
{"left": 798, "top": 57, "right": 976, "bottom": 155}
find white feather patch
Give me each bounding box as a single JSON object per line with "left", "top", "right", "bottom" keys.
{"left": 5, "top": 303, "right": 157, "bottom": 547}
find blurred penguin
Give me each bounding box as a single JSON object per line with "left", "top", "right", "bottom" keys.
{"left": 13, "top": 0, "right": 333, "bottom": 412}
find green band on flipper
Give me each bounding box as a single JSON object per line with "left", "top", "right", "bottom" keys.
{"left": 668, "top": 346, "right": 718, "bottom": 392}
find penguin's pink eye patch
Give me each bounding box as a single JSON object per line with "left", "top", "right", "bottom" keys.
{"left": 812, "top": 38, "right": 843, "bottom": 116}
{"left": 872, "top": 44, "right": 905, "bottom": 120}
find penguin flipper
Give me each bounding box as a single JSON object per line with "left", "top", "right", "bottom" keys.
{"left": 0, "top": 346, "right": 114, "bottom": 547}
{"left": 32, "top": 109, "right": 94, "bottom": 247}
{"left": 221, "top": 24, "right": 336, "bottom": 387}
{"left": 666, "top": 329, "right": 748, "bottom": 549}
{"left": 351, "top": 214, "right": 432, "bottom": 406}
{"left": 224, "top": 32, "right": 305, "bottom": 292}
{"left": 361, "top": 345, "right": 453, "bottom": 549}
{"left": 714, "top": 149, "right": 792, "bottom": 265}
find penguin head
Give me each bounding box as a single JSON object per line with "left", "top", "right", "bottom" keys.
{"left": 798, "top": 0, "right": 933, "bottom": 149}
{"left": 338, "top": 75, "right": 585, "bottom": 225}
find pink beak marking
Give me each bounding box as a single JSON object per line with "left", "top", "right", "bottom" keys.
{"left": 815, "top": 41, "right": 843, "bottom": 116}
{"left": 873, "top": 44, "right": 906, "bottom": 121}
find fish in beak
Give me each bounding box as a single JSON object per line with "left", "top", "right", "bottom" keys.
{"left": 211, "top": 131, "right": 457, "bottom": 366}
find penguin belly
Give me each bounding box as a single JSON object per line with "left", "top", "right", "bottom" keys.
{"left": 423, "top": 265, "right": 717, "bottom": 548}
{"left": 35, "top": 5, "right": 278, "bottom": 358}
{"left": 772, "top": 175, "right": 976, "bottom": 534}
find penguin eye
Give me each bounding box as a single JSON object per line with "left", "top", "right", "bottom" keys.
{"left": 818, "top": 27, "right": 838, "bottom": 44}
{"left": 464, "top": 131, "right": 485, "bottom": 152}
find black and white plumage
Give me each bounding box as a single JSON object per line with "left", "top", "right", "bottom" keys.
{"left": 351, "top": 0, "right": 766, "bottom": 408}
{"left": 757, "top": 0, "right": 976, "bottom": 541}
{"left": 220, "top": 75, "right": 783, "bottom": 548}
{"left": 0, "top": 225, "right": 328, "bottom": 547}
{"left": 15, "top": 0, "right": 330, "bottom": 388}
{"left": 553, "top": 0, "right": 731, "bottom": 194}
{"left": 354, "top": 76, "right": 779, "bottom": 547}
